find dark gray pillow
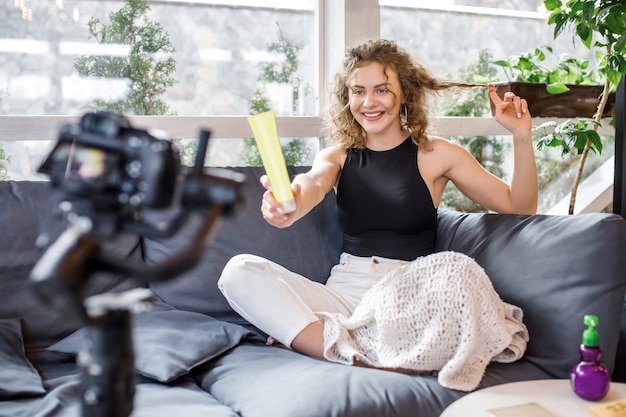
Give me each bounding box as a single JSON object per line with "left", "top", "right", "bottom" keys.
{"left": 0, "top": 318, "right": 46, "bottom": 399}
{"left": 47, "top": 308, "right": 253, "bottom": 383}
{"left": 436, "top": 210, "right": 626, "bottom": 379}
{"left": 144, "top": 166, "right": 343, "bottom": 325}
{"left": 0, "top": 181, "right": 144, "bottom": 352}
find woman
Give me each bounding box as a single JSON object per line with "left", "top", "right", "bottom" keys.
{"left": 218, "top": 39, "right": 537, "bottom": 391}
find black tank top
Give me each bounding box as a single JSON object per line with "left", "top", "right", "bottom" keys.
{"left": 336, "top": 137, "right": 437, "bottom": 261}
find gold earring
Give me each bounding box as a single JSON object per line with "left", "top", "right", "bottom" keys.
{"left": 401, "top": 104, "right": 409, "bottom": 127}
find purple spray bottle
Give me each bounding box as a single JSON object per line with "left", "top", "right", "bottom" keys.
{"left": 570, "top": 314, "right": 610, "bottom": 401}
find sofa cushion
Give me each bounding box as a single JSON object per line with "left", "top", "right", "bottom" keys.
{"left": 47, "top": 306, "right": 254, "bottom": 383}
{"left": 0, "top": 318, "right": 46, "bottom": 399}
{"left": 0, "top": 181, "right": 144, "bottom": 352}
{"left": 144, "top": 166, "right": 343, "bottom": 325}
{"left": 195, "top": 343, "right": 551, "bottom": 417}
{"left": 435, "top": 209, "right": 626, "bottom": 379}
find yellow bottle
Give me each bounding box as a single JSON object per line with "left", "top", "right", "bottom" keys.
{"left": 247, "top": 111, "right": 296, "bottom": 213}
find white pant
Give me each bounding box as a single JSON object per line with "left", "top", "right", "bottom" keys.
{"left": 217, "top": 252, "right": 409, "bottom": 347}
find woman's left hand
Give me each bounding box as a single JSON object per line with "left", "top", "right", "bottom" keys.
{"left": 488, "top": 84, "right": 532, "bottom": 138}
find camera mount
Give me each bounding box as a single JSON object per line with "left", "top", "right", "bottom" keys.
{"left": 30, "top": 112, "right": 245, "bottom": 417}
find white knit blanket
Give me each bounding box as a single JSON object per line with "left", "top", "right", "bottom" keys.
{"left": 316, "top": 251, "right": 528, "bottom": 392}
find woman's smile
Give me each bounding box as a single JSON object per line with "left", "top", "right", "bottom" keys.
{"left": 362, "top": 111, "right": 385, "bottom": 120}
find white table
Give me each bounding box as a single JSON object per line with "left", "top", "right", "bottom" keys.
{"left": 440, "top": 379, "right": 626, "bottom": 417}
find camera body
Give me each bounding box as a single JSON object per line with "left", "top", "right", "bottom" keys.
{"left": 39, "top": 111, "right": 180, "bottom": 217}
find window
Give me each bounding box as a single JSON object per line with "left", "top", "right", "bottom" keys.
{"left": 2, "top": 0, "right": 316, "bottom": 117}
{"left": 1, "top": 0, "right": 318, "bottom": 173}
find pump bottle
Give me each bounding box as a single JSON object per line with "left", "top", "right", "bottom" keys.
{"left": 570, "top": 314, "right": 610, "bottom": 401}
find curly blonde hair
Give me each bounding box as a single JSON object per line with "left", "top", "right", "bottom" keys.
{"left": 326, "top": 39, "right": 474, "bottom": 150}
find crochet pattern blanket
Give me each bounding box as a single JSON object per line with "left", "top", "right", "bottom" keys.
{"left": 317, "top": 251, "right": 528, "bottom": 392}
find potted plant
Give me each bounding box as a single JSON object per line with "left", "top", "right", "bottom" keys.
{"left": 535, "top": 0, "right": 625, "bottom": 214}
{"left": 484, "top": 1, "right": 625, "bottom": 214}
{"left": 489, "top": 45, "right": 615, "bottom": 118}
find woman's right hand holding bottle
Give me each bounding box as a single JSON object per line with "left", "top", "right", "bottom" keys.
{"left": 260, "top": 174, "right": 301, "bottom": 228}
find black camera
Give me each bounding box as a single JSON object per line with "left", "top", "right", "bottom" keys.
{"left": 39, "top": 111, "right": 179, "bottom": 214}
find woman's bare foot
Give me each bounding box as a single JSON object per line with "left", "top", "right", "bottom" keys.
{"left": 266, "top": 336, "right": 289, "bottom": 350}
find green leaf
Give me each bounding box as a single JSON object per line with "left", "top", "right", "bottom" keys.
{"left": 543, "top": 0, "right": 561, "bottom": 12}
{"left": 616, "top": 38, "right": 626, "bottom": 55}
{"left": 603, "top": 6, "right": 626, "bottom": 35}
{"left": 549, "top": 137, "right": 564, "bottom": 148}
{"left": 573, "top": 133, "right": 588, "bottom": 154}
{"left": 570, "top": 1, "right": 585, "bottom": 15}
{"left": 552, "top": 15, "right": 568, "bottom": 39}
{"left": 585, "top": 130, "right": 603, "bottom": 155}
{"left": 535, "top": 48, "right": 546, "bottom": 61}
{"left": 517, "top": 56, "right": 533, "bottom": 70}
{"left": 605, "top": 55, "right": 625, "bottom": 86}
{"left": 576, "top": 24, "right": 592, "bottom": 49}
{"left": 581, "top": 2, "right": 596, "bottom": 23}
{"left": 492, "top": 60, "right": 511, "bottom": 67}
{"left": 546, "top": 82, "right": 570, "bottom": 94}
{"left": 612, "top": 54, "right": 626, "bottom": 73}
